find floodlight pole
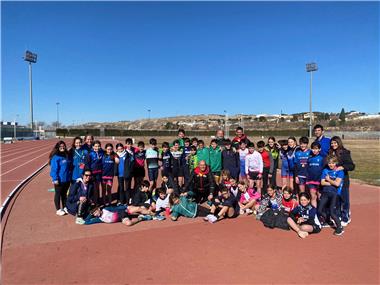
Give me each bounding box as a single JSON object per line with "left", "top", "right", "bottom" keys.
{"left": 29, "top": 62, "right": 33, "bottom": 130}
{"left": 13, "top": 114, "right": 19, "bottom": 141}
{"left": 56, "top": 102, "right": 60, "bottom": 128}
{"left": 306, "top": 62, "right": 318, "bottom": 138}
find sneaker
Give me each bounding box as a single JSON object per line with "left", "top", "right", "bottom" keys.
{"left": 322, "top": 220, "right": 335, "bottom": 228}
{"left": 63, "top": 207, "right": 69, "bottom": 214}
{"left": 239, "top": 209, "right": 245, "bottom": 215}
{"left": 246, "top": 209, "right": 253, "bottom": 215}
{"left": 334, "top": 227, "right": 344, "bottom": 236}
{"left": 138, "top": 214, "right": 152, "bottom": 221}
{"left": 75, "top": 217, "right": 85, "bottom": 225}
{"left": 341, "top": 221, "right": 349, "bottom": 227}
{"left": 56, "top": 209, "right": 66, "bottom": 216}
{"left": 208, "top": 215, "right": 218, "bottom": 224}
{"left": 153, "top": 215, "right": 166, "bottom": 221}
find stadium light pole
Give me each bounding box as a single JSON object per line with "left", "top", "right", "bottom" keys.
{"left": 148, "top": 109, "right": 151, "bottom": 120}
{"left": 306, "top": 62, "right": 318, "bottom": 138}
{"left": 13, "top": 114, "right": 19, "bottom": 140}
{"left": 23, "top": 51, "right": 37, "bottom": 130}
{"left": 56, "top": 102, "right": 60, "bottom": 128}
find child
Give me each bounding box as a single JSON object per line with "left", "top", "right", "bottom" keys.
{"left": 82, "top": 134, "right": 94, "bottom": 152}
{"left": 221, "top": 139, "right": 240, "bottom": 180}
{"left": 188, "top": 145, "right": 199, "bottom": 173}
{"left": 152, "top": 188, "right": 170, "bottom": 220}
{"left": 318, "top": 156, "right": 345, "bottom": 236}
{"left": 279, "top": 140, "right": 292, "bottom": 189}
{"left": 102, "top": 143, "right": 119, "bottom": 206}
{"left": 238, "top": 141, "right": 249, "bottom": 183}
{"left": 220, "top": 169, "right": 232, "bottom": 189}
{"left": 255, "top": 186, "right": 282, "bottom": 219}
{"left": 281, "top": 187, "right": 298, "bottom": 214}
{"left": 205, "top": 187, "right": 240, "bottom": 223}
{"left": 161, "top": 175, "right": 177, "bottom": 195}
{"left": 197, "top": 140, "right": 210, "bottom": 165}
{"left": 127, "top": 180, "right": 154, "bottom": 220}
{"left": 171, "top": 140, "right": 184, "bottom": 188}
{"left": 191, "top": 137, "right": 198, "bottom": 148}
{"left": 169, "top": 193, "right": 198, "bottom": 221}
{"left": 146, "top": 138, "right": 160, "bottom": 192}
{"left": 209, "top": 139, "right": 222, "bottom": 184}
{"left": 306, "top": 142, "right": 325, "bottom": 207}
{"left": 133, "top": 141, "right": 146, "bottom": 191}
{"left": 49, "top": 141, "right": 71, "bottom": 216}
{"left": 245, "top": 142, "right": 263, "bottom": 194}
{"left": 181, "top": 138, "right": 192, "bottom": 185}
{"left": 287, "top": 192, "right": 321, "bottom": 239}
{"left": 160, "top": 142, "right": 173, "bottom": 179}
{"left": 86, "top": 140, "right": 104, "bottom": 205}
{"left": 257, "top": 140, "right": 274, "bottom": 196}
{"left": 286, "top": 137, "right": 298, "bottom": 190}
{"left": 294, "top": 137, "right": 311, "bottom": 193}
{"left": 69, "top": 136, "right": 88, "bottom": 182}
{"left": 116, "top": 143, "right": 127, "bottom": 205}
{"left": 83, "top": 205, "right": 130, "bottom": 225}
{"left": 238, "top": 181, "right": 260, "bottom": 215}
{"left": 123, "top": 138, "right": 136, "bottom": 204}
{"left": 265, "top": 137, "right": 280, "bottom": 188}
{"left": 229, "top": 178, "right": 240, "bottom": 199}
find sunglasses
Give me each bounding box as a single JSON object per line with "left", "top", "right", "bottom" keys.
{"left": 84, "top": 174, "right": 92, "bottom": 177}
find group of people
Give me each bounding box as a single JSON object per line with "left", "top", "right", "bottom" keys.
{"left": 49, "top": 124, "right": 355, "bottom": 237}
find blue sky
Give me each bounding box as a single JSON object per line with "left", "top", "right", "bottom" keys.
{"left": 2, "top": 1, "right": 379, "bottom": 125}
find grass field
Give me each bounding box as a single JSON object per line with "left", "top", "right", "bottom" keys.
{"left": 111, "top": 136, "right": 380, "bottom": 186}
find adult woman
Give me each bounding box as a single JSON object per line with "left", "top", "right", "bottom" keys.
{"left": 329, "top": 136, "right": 355, "bottom": 226}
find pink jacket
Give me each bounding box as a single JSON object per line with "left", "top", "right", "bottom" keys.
{"left": 239, "top": 188, "right": 260, "bottom": 203}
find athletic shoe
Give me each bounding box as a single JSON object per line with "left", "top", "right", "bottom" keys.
{"left": 239, "top": 209, "right": 245, "bottom": 215}
{"left": 75, "top": 217, "right": 85, "bottom": 225}
{"left": 208, "top": 215, "right": 218, "bottom": 224}
{"left": 246, "top": 209, "right": 253, "bottom": 215}
{"left": 153, "top": 215, "right": 166, "bottom": 221}
{"left": 63, "top": 207, "right": 69, "bottom": 214}
{"left": 138, "top": 214, "right": 152, "bottom": 221}
{"left": 341, "top": 221, "right": 349, "bottom": 227}
{"left": 334, "top": 227, "right": 344, "bottom": 236}
{"left": 56, "top": 209, "right": 66, "bottom": 216}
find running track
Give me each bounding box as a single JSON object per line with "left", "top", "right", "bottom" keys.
{"left": 1, "top": 164, "right": 379, "bottom": 283}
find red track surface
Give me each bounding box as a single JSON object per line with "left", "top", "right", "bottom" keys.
{"left": 2, "top": 164, "right": 379, "bottom": 284}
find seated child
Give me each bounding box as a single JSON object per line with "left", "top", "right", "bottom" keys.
{"left": 127, "top": 180, "right": 154, "bottom": 220}
{"left": 161, "top": 175, "right": 177, "bottom": 195}
{"left": 152, "top": 188, "right": 170, "bottom": 220}
{"left": 238, "top": 180, "right": 260, "bottom": 215}
{"left": 229, "top": 178, "right": 240, "bottom": 200}
{"left": 281, "top": 187, "right": 298, "bottom": 214}
{"left": 205, "top": 187, "right": 240, "bottom": 223}
{"left": 255, "top": 186, "right": 282, "bottom": 219}
{"left": 287, "top": 192, "right": 322, "bottom": 238}
{"left": 169, "top": 193, "right": 198, "bottom": 221}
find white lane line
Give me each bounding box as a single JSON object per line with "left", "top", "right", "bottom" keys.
{"left": 1, "top": 179, "right": 24, "bottom": 183}
{"left": 1, "top": 145, "right": 53, "bottom": 164}
{"left": 0, "top": 152, "right": 49, "bottom": 177}
{"left": 0, "top": 143, "right": 53, "bottom": 157}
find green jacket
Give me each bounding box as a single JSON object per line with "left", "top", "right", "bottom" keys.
{"left": 209, "top": 147, "right": 222, "bottom": 172}
{"left": 265, "top": 145, "right": 279, "bottom": 160}
{"left": 189, "top": 154, "right": 198, "bottom": 172}
{"left": 197, "top": 147, "right": 210, "bottom": 165}
{"left": 171, "top": 196, "right": 198, "bottom": 218}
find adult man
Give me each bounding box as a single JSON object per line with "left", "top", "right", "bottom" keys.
{"left": 215, "top": 129, "right": 226, "bottom": 147}
{"left": 66, "top": 169, "right": 95, "bottom": 224}
{"left": 313, "top": 124, "right": 331, "bottom": 157}
{"left": 232, "top": 127, "right": 250, "bottom": 150}
{"left": 184, "top": 160, "right": 215, "bottom": 206}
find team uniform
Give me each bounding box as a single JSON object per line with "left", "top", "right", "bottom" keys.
{"left": 133, "top": 148, "right": 146, "bottom": 179}
{"left": 209, "top": 147, "right": 222, "bottom": 177}
{"left": 181, "top": 145, "right": 192, "bottom": 184}
{"left": 50, "top": 153, "right": 72, "bottom": 211}
{"left": 146, "top": 147, "right": 160, "bottom": 181}
{"left": 286, "top": 146, "right": 298, "bottom": 178}
{"left": 289, "top": 204, "right": 321, "bottom": 234}
{"left": 314, "top": 135, "right": 331, "bottom": 158}
{"left": 238, "top": 148, "right": 249, "bottom": 179}
{"left": 197, "top": 147, "right": 210, "bottom": 165}
{"left": 221, "top": 148, "right": 240, "bottom": 179}
{"left": 70, "top": 147, "right": 89, "bottom": 182}
{"left": 171, "top": 149, "right": 184, "bottom": 178}
{"left": 294, "top": 149, "right": 312, "bottom": 185}
{"left": 102, "top": 154, "right": 116, "bottom": 186}
{"left": 306, "top": 154, "right": 325, "bottom": 190}
{"left": 280, "top": 149, "right": 291, "bottom": 178}
{"left": 86, "top": 149, "right": 104, "bottom": 182}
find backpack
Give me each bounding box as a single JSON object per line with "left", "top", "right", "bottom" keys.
{"left": 261, "top": 209, "right": 290, "bottom": 230}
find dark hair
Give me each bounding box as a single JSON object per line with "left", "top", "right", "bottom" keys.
{"left": 248, "top": 142, "right": 255, "bottom": 148}
{"left": 178, "top": 129, "right": 185, "bottom": 135}
{"left": 299, "top": 192, "right": 311, "bottom": 201}
{"left": 236, "top": 126, "right": 243, "bottom": 132}
{"left": 310, "top": 141, "right": 321, "bottom": 149}
{"left": 104, "top": 143, "right": 113, "bottom": 149}
{"left": 157, "top": 188, "right": 166, "bottom": 195}
{"left": 224, "top": 139, "right": 232, "bottom": 145}
{"left": 330, "top": 136, "right": 345, "bottom": 150}
{"left": 173, "top": 140, "right": 180, "bottom": 145}
{"left": 125, "top": 138, "right": 133, "bottom": 144}
{"left": 288, "top": 136, "right": 296, "bottom": 142}
{"left": 141, "top": 180, "right": 150, "bottom": 188}
{"left": 116, "top": 143, "right": 124, "bottom": 149}
{"left": 299, "top": 136, "right": 309, "bottom": 145}
{"left": 137, "top": 141, "right": 145, "bottom": 147}
{"left": 198, "top": 140, "right": 204, "bottom": 145}
{"left": 83, "top": 168, "right": 92, "bottom": 175}
{"left": 190, "top": 145, "right": 197, "bottom": 152}
{"left": 239, "top": 140, "right": 247, "bottom": 145}
{"left": 84, "top": 134, "right": 94, "bottom": 141}
{"left": 191, "top": 137, "right": 198, "bottom": 143}
{"left": 149, "top": 138, "right": 157, "bottom": 145}
{"left": 93, "top": 140, "right": 101, "bottom": 147}
{"left": 278, "top": 139, "right": 288, "bottom": 146}
{"left": 282, "top": 186, "right": 292, "bottom": 194}
{"left": 184, "top": 137, "right": 190, "bottom": 143}
{"left": 220, "top": 187, "right": 229, "bottom": 193}
{"left": 48, "top": 141, "right": 68, "bottom": 164}
{"left": 169, "top": 193, "right": 180, "bottom": 205}
{"left": 162, "top": 142, "right": 169, "bottom": 148}
{"left": 210, "top": 139, "right": 217, "bottom": 144}
{"left": 326, "top": 154, "right": 339, "bottom": 164}
{"left": 268, "top": 136, "right": 276, "bottom": 142}
{"left": 257, "top": 141, "right": 265, "bottom": 148}
{"left": 71, "top": 136, "right": 82, "bottom": 149}
{"left": 90, "top": 207, "right": 101, "bottom": 215}
{"left": 313, "top": 124, "right": 324, "bottom": 131}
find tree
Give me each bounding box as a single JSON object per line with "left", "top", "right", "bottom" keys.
{"left": 258, "top": 116, "right": 267, "bottom": 122}
{"left": 328, "top": 119, "right": 337, "bottom": 127}
{"left": 324, "top": 113, "right": 330, "bottom": 120}
{"left": 339, "top": 108, "right": 346, "bottom": 123}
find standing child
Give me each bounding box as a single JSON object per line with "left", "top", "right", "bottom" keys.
{"left": 294, "top": 137, "right": 311, "bottom": 193}
{"left": 265, "top": 137, "right": 280, "bottom": 188}
{"left": 82, "top": 135, "right": 94, "bottom": 152}
{"left": 171, "top": 140, "right": 184, "bottom": 188}
{"left": 257, "top": 141, "right": 274, "bottom": 196}
{"left": 86, "top": 140, "right": 104, "bottom": 205}
{"left": 49, "top": 141, "right": 71, "bottom": 216}
{"left": 123, "top": 138, "right": 136, "bottom": 204}
{"left": 102, "top": 143, "right": 119, "bottom": 206}
{"left": 160, "top": 142, "right": 174, "bottom": 184}
{"left": 197, "top": 140, "right": 210, "bottom": 166}
{"left": 318, "top": 155, "right": 345, "bottom": 236}
{"left": 221, "top": 139, "right": 240, "bottom": 180}
{"left": 191, "top": 137, "right": 198, "bottom": 148}
{"left": 238, "top": 181, "right": 260, "bottom": 214}
{"left": 187, "top": 145, "right": 199, "bottom": 173}
{"left": 287, "top": 192, "right": 321, "bottom": 238}
{"left": 238, "top": 141, "right": 249, "bottom": 183}
{"left": 209, "top": 139, "right": 222, "bottom": 184}
{"left": 116, "top": 143, "right": 127, "bottom": 205}
{"left": 245, "top": 142, "right": 263, "bottom": 194}
{"left": 146, "top": 138, "right": 160, "bottom": 192}
{"left": 286, "top": 137, "right": 298, "bottom": 190}
{"left": 306, "top": 142, "right": 325, "bottom": 207}
{"left": 181, "top": 138, "right": 192, "bottom": 186}
{"left": 133, "top": 141, "right": 146, "bottom": 191}
{"left": 69, "top": 137, "right": 88, "bottom": 183}
{"left": 279, "top": 140, "right": 291, "bottom": 189}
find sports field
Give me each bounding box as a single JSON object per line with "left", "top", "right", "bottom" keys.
{"left": 1, "top": 138, "right": 379, "bottom": 284}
